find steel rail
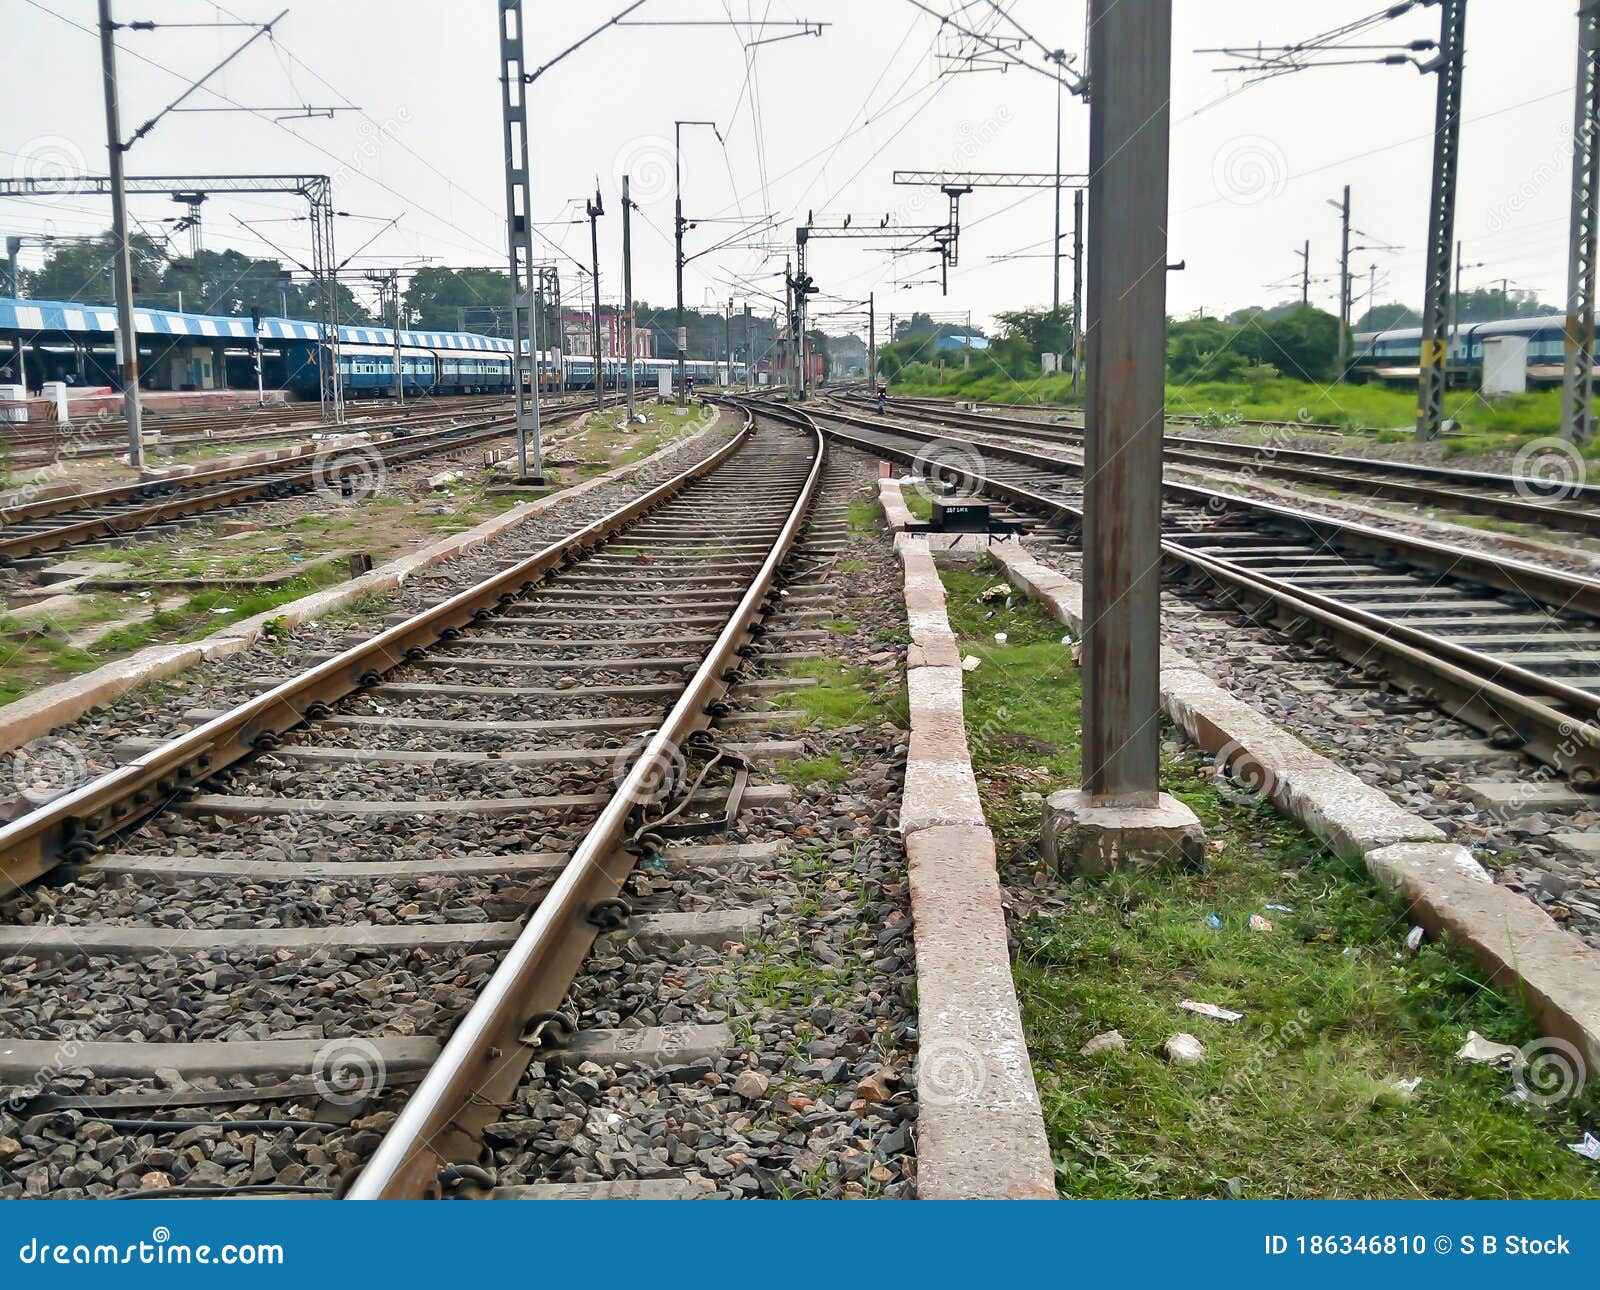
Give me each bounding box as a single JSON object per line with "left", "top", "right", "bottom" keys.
{"left": 808, "top": 400, "right": 1600, "bottom": 621}
{"left": 885, "top": 390, "right": 1348, "bottom": 436}
{"left": 852, "top": 394, "right": 1600, "bottom": 530}
{"left": 0, "top": 410, "right": 756, "bottom": 892}
{"left": 1, "top": 411, "right": 520, "bottom": 529}
{"left": 347, "top": 410, "right": 824, "bottom": 1198}
{"left": 0, "top": 408, "right": 595, "bottom": 564}
{"left": 0, "top": 396, "right": 528, "bottom": 466}
{"left": 747, "top": 397, "right": 1600, "bottom": 785}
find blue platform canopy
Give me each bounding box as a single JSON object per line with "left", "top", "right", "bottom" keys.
{"left": 0, "top": 297, "right": 515, "bottom": 353}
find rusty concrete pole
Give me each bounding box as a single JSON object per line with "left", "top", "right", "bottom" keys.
{"left": 1080, "top": 0, "right": 1170, "bottom": 807}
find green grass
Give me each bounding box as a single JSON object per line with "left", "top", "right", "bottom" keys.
{"left": 938, "top": 561, "right": 1600, "bottom": 1199}
{"left": 787, "top": 750, "right": 853, "bottom": 788}
{"left": 774, "top": 656, "right": 908, "bottom": 730}
{"left": 0, "top": 564, "right": 350, "bottom": 707}
{"left": 890, "top": 370, "right": 1570, "bottom": 449}
{"left": 844, "top": 500, "right": 881, "bottom": 534}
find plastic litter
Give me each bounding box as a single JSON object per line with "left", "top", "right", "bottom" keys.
{"left": 1265, "top": 903, "right": 1292, "bottom": 912}
{"left": 1568, "top": 1132, "right": 1600, "bottom": 1161}
{"left": 1164, "top": 1033, "right": 1205, "bottom": 1065}
{"left": 1391, "top": 1076, "right": 1422, "bottom": 1099}
{"left": 1403, "top": 926, "right": 1425, "bottom": 952}
{"left": 961, "top": 655, "right": 981, "bottom": 672}
{"left": 1060, "top": 632, "right": 1074, "bottom": 646}
{"left": 1205, "top": 913, "right": 1222, "bottom": 930}
{"left": 209, "top": 607, "right": 232, "bottom": 615}
{"left": 1249, "top": 914, "right": 1273, "bottom": 933}
{"left": 979, "top": 583, "right": 1011, "bottom": 603}
{"left": 1455, "top": 1031, "right": 1521, "bottom": 1068}
{"left": 1180, "top": 999, "right": 1242, "bottom": 1024}
{"left": 994, "top": 631, "right": 1008, "bottom": 644}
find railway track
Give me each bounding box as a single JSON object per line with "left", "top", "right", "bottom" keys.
{"left": 771, "top": 398, "right": 1600, "bottom": 790}
{"left": 0, "top": 403, "right": 586, "bottom": 569}
{"left": 0, "top": 406, "right": 831, "bottom": 1199}
{"left": 854, "top": 395, "right": 1600, "bottom": 539}
{"left": 2, "top": 396, "right": 519, "bottom": 469}
{"left": 883, "top": 390, "right": 1348, "bottom": 436}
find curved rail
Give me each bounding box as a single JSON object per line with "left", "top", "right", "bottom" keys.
{"left": 345, "top": 409, "right": 825, "bottom": 1198}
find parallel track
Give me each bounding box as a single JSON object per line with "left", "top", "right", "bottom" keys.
{"left": 0, "top": 404, "right": 585, "bottom": 567}
{"left": 764, "top": 397, "right": 1600, "bottom": 788}
{"left": 2, "top": 396, "right": 518, "bottom": 468}
{"left": 863, "top": 394, "right": 1600, "bottom": 537}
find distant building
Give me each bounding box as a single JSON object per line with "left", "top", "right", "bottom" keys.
{"left": 929, "top": 332, "right": 988, "bottom": 354}
{"left": 558, "top": 308, "right": 653, "bottom": 358}
{"left": 824, "top": 332, "right": 867, "bottom": 376}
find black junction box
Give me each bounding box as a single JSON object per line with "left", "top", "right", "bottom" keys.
{"left": 932, "top": 498, "right": 991, "bottom": 532}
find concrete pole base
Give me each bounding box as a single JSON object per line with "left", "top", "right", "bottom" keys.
{"left": 1041, "top": 789, "right": 1206, "bottom": 875}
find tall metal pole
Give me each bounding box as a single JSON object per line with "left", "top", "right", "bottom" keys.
{"left": 1562, "top": 0, "right": 1600, "bottom": 445}
{"left": 1415, "top": 0, "right": 1466, "bottom": 440}
{"left": 1299, "top": 239, "right": 1310, "bottom": 306}
{"left": 1336, "top": 185, "right": 1352, "bottom": 381}
{"left": 622, "top": 174, "right": 636, "bottom": 425}
{"left": 587, "top": 188, "right": 604, "bottom": 413}
{"left": 1449, "top": 237, "right": 1463, "bottom": 380}
{"left": 868, "top": 291, "right": 876, "bottom": 387}
{"left": 1052, "top": 54, "right": 1064, "bottom": 312}
{"left": 98, "top": 0, "right": 143, "bottom": 468}
{"left": 1081, "top": 0, "right": 1171, "bottom": 806}
{"left": 498, "top": 0, "right": 542, "bottom": 479}
{"left": 390, "top": 271, "right": 404, "bottom": 406}
{"left": 725, "top": 297, "right": 734, "bottom": 388}
{"left": 1071, "top": 186, "right": 1084, "bottom": 396}
{"left": 674, "top": 124, "right": 687, "bottom": 407}
{"left": 785, "top": 260, "right": 796, "bottom": 393}
{"left": 744, "top": 303, "right": 753, "bottom": 391}
{"left": 6, "top": 238, "right": 26, "bottom": 393}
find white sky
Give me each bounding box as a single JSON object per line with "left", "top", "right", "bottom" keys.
{"left": 0, "top": 0, "right": 1579, "bottom": 337}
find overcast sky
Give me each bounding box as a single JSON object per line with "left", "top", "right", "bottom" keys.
{"left": 1, "top": 0, "right": 1579, "bottom": 337}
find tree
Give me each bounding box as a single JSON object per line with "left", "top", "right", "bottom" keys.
{"left": 993, "top": 306, "right": 1073, "bottom": 359}
{"left": 158, "top": 249, "right": 370, "bottom": 321}
{"left": 1354, "top": 302, "right": 1420, "bottom": 332}
{"left": 26, "top": 232, "right": 168, "bottom": 304}
{"left": 1166, "top": 305, "right": 1338, "bottom": 383}
{"left": 23, "top": 231, "right": 370, "bottom": 322}
{"left": 1253, "top": 306, "right": 1338, "bottom": 381}
{"left": 403, "top": 266, "right": 511, "bottom": 330}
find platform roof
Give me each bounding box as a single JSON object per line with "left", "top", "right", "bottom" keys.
{"left": 0, "top": 297, "right": 514, "bottom": 353}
